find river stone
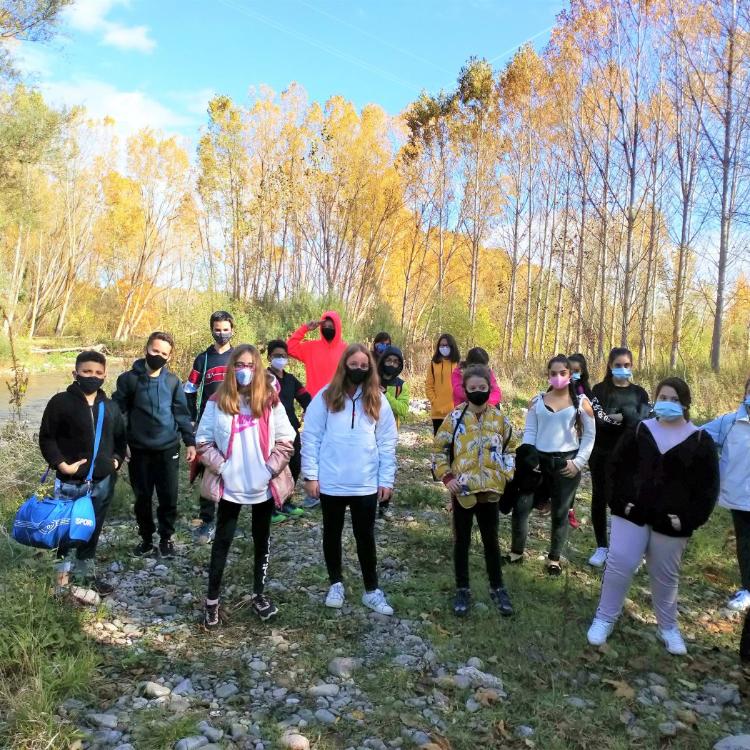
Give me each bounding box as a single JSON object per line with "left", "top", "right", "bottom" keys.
{"left": 314, "top": 708, "right": 337, "bottom": 724}
{"left": 309, "top": 684, "right": 340, "bottom": 698}
{"left": 715, "top": 737, "right": 750, "bottom": 750}
{"left": 280, "top": 733, "right": 310, "bottom": 750}
{"left": 87, "top": 713, "right": 118, "bottom": 729}
{"left": 215, "top": 682, "right": 239, "bottom": 699}
{"left": 143, "top": 681, "right": 171, "bottom": 698}
{"left": 172, "top": 678, "right": 194, "bottom": 696}
{"left": 174, "top": 737, "right": 208, "bottom": 750}
{"left": 328, "top": 657, "right": 362, "bottom": 678}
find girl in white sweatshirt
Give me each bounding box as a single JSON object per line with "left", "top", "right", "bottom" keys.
{"left": 302, "top": 343, "right": 398, "bottom": 615}
{"left": 509, "top": 354, "right": 595, "bottom": 575}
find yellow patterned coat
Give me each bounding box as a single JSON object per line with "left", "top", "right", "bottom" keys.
{"left": 433, "top": 404, "right": 516, "bottom": 509}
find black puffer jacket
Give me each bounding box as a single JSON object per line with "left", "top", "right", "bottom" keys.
{"left": 39, "top": 383, "right": 126, "bottom": 481}
{"left": 607, "top": 422, "right": 719, "bottom": 537}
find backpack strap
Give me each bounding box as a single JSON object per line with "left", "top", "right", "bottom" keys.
{"left": 448, "top": 404, "right": 470, "bottom": 467}
{"left": 395, "top": 383, "right": 402, "bottom": 399}
{"left": 196, "top": 351, "right": 209, "bottom": 415}
{"left": 84, "top": 402, "right": 105, "bottom": 484}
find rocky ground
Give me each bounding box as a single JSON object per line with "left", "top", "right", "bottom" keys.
{"left": 51, "top": 420, "right": 750, "bottom": 750}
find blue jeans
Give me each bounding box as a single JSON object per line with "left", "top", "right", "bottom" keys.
{"left": 55, "top": 474, "right": 115, "bottom": 561}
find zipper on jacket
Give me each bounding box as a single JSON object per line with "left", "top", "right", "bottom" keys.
{"left": 349, "top": 391, "right": 362, "bottom": 429}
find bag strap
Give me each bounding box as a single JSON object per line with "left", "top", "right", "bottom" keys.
{"left": 196, "top": 351, "right": 209, "bottom": 415}
{"left": 85, "top": 402, "right": 105, "bottom": 484}
{"left": 448, "top": 404, "right": 470, "bottom": 467}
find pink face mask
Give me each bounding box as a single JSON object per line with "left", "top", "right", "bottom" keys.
{"left": 549, "top": 374, "right": 570, "bottom": 390}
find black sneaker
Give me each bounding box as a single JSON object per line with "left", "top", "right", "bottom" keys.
{"left": 250, "top": 593, "right": 279, "bottom": 621}
{"left": 88, "top": 577, "right": 114, "bottom": 595}
{"left": 546, "top": 560, "right": 562, "bottom": 577}
{"left": 204, "top": 601, "right": 220, "bottom": 629}
{"left": 159, "top": 538, "right": 175, "bottom": 559}
{"left": 501, "top": 552, "right": 524, "bottom": 565}
{"left": 131, "top": 540, "right": 157, "bottom": 557}
{"left": 453, "top": 588, "right": 471, "bottom": 617}
{"left": 490, "top": 587, "right": 514, "bottom": 616}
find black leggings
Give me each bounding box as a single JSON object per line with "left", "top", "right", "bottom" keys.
{"left": 588, "top": 448, "right": 610, "bottom": 548}
{"left": 207, "top": 498, "right": 274, "bottom": 600}
{"left": 321, "top": 493, "right": 378, "bottom": 591}
{"left": 511, "top": 450, "right": 581, "bottom": 561}
{"left": 733, "top": 510, "right": 750, "bottom": 591}
{"left": 453, "top": 497, "right": 503, "bottom": 589}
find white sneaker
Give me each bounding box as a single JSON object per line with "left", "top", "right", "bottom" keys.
{"left": 727, "top": 589, "right": 750, "bottom": 611}
{"left": 659, "top": 627, "right": 687, "bottom": 656}
{"left": 362, "top": 588, "right": 394, "bottom": 616}
{"left": 325, "top": 582, "right": 345, "bottom": 609}
{"left": 588, "top": 547, "right": 608, "bottom": 568}
{"left": 587, "top": 617, "right": 615, "bottom": 646}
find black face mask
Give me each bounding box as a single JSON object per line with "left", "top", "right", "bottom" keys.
{"left": 346, "top": 367, "right": 369, "bottom": 385}
{"left": 77, "top": 376, "right": 104, "bottom": 395}
{"left": 145, "top": 353, "right": 168, "bottom": 371}
{"left": 321, "top": 327, "right": 335, "bottom": 342}
{"left": 466, "top": 389, "right": 490, "bottom": 406}
{"left": 212, "top": 331, "right": 232, "bottom": 345}
{"left": 382, "top": 364, "right": 400, "bottom": 378}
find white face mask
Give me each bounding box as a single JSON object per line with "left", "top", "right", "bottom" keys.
{"left": 271, "top": 357, "right": 288, "bottom": 371}
{"left": 439, "top": 346, "right": 451, "bottom": 358}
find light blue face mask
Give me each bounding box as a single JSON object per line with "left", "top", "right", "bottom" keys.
{"left": 235, "top": 368, "right": 254, "bottom": 387}
{"left": 571, "top": 372, "right": 581, "bottom": 382}
{"left": 654, "top": 400, "right": 684, "bottom": 421}
{"left": 611, "top": 367, "right": 632, "bottom": 380}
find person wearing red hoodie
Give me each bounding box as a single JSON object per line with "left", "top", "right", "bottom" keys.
{"left": 286, "top": 311, "right": 347, "bottom": 397}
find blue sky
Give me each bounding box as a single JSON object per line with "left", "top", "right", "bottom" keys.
{"left": 17, "top": 0, "right": 564, "bottom": 143}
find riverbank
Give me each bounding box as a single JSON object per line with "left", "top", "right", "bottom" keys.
{"left": 2, "top": 417, "right": 750, "bottom": 749}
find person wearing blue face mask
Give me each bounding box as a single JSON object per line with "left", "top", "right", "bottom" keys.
{"left": 587, "top": 377, "right": 719, "bottom": 656}
{"left": 702, "top": 377, "right": 750, "bottom": 613}
{"left": 372, "top": 331, "right": 392, "bottom": 362}
{"left": 587, "top": 347, "right": 651, "bottom": 568}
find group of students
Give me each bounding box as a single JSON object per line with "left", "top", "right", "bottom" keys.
{"left": 36, "top": 315, "right": 750, "bottom": 658}
{"left": 425, "top": 334, "right": 750, "bottom": 656}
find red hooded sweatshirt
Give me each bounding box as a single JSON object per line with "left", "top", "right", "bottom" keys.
{"left": 286, "top": 310, "right": 348, "bottom": 397}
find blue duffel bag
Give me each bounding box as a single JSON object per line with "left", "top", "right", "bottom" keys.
{"left": 12, "top": 403, "right": 103, "bottom": 549}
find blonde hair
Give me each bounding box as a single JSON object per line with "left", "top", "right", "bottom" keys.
{"left": 217, "top": 344, "right": 276, "bottom": 417}
{"left": 324, "top": 343, "right": 382, "bottom": 421}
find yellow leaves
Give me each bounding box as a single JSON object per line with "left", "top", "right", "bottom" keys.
{"left": 603, "top": 678, "right": 636, "bottom": 700}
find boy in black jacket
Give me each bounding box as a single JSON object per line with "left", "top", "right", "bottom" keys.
{"left": 268, "top": 339, "right": 311, "bottom": 517}
{"left": 184, "top": 310, "right": 235, "bottom": 542}
{"left": 39, "top": 350, "right": 126, "bottom": 593}
{"left": 112, "top": 332, "right": 196, "bottom": 558}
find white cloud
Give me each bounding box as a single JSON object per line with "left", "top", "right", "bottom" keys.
{"left": 102, "top": 24, "right": 155, "bottom": 53}
{"left": 63, "top": 0, "right": 156, "bottom": 53}
{"left": 64, "top": 0, "right": 123, "bottom": 32}
{"left": 167, "top": 88, "right": 215, "bottom": 116}
{"left": 41, "top": 77, "right": 192, "bottom": 137}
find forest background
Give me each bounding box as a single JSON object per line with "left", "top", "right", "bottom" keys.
{"left": 2, "top": 0, "right": 750, "bottom": 396}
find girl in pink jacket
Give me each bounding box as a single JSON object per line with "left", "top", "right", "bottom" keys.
{"left": 451, "top": 348, "right": 502, "bottom": 407}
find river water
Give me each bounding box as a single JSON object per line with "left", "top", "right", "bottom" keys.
{"left": 0, "top": 366, "right": 127, "bottom": 426}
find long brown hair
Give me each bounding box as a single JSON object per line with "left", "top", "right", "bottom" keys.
{"left": 217, "top": 344, "right": 276, "bottom": 417}
{"left": 324, "top": 343, "right": 382, "bottom": 421}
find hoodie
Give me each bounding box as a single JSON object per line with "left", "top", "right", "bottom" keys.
{"left": 377, "top": 345, "right": 410, "bottom": 425}
{"left": 451, "top": 365, "right": 502, "bottom": 407}
{"left": 286, "top": 310, "right": 348, "bottom": 397}
{"left": 112, "top": 359, "right": 196, "bottom": 451}
{"left": 39, "top": 383, "right": 127, "bottom": 482}
{"left": 301, "top": 385, "right": 398, "bottom": 496}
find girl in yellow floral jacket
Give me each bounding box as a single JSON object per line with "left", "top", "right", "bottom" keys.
{"left": 434, "top": 364, "right": 516, "bottom": 618}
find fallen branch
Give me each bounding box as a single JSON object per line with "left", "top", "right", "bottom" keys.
{"left": 30, "top": 343, "right": 109, "bottom": 354}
